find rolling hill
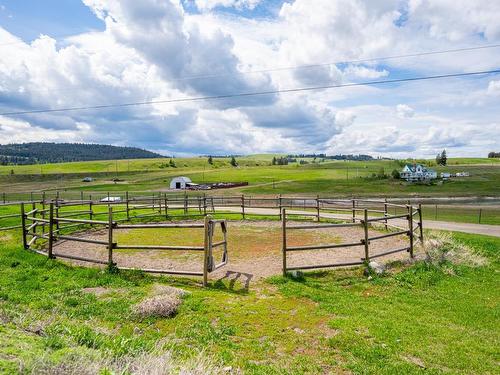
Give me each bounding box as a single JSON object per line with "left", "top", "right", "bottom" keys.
{"left": 0, "top": 142, "right": 164, "bottom": 165}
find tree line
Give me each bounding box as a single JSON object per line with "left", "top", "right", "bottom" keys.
{"left": 287, "top": 153, "right": 374, "bottom": 161}
{"left": 0, "top": 143, "right": 164, "bottom": 165}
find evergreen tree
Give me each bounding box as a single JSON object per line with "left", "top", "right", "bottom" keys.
{"left": 440, "top": 149, "right": 447, "bottom": 166}
{"left": 436, "top": 153, "right": 442, "bottom": 165}
{"left": 169, "top": 159, "right": 177, "bottom": 168}
{"left": 272, "top": 156, "right": 276, "bottom": 165}
{"left": 230, "top": 156, "right": 237, "bottom": 167}
{"left": 208, "top": 155, "right": 213, "bottom": 165}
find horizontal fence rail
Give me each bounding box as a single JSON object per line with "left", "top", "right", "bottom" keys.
{"left": 281, "top": 202, "right": 422, "bottom": 274}
{"left": 21, "top": 203, "right": 229, "bottom": 286}
{"left": 7, "top": 190, "right": 487, "bottom": 233}
{"left": 16, "top": 195, "right": 423, "bottom": 283}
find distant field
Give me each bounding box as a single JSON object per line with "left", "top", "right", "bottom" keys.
{"left": 0, "top": 156, "right": 499, "bottom": 198}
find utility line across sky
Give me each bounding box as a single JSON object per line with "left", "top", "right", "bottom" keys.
{"left": 1, "top": 69, "right": 499, "bottom": 116}
{"left": 3, "top": 43, "right": 500, "bottom": 96}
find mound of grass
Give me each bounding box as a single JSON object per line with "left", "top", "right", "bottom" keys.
{"left": 133, "top": 294, "right": 182, "bottom": 318}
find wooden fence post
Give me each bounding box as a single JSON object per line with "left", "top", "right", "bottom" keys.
{"left": 407, "top": 205, "right": 414, "bottom": 258}
{"left": 165, "top": 194, "right": 169, "bottom": 219}
{"left": 41, "top": 192, "right": 46, "bottom": 235}
{"left": 316, "top": 195, "right": 320, "bottom": 222}
{"left": 352, "top": 199, "right": 356, "bottom": 223}
{"left": 384, "top": 198, "right": 388, "bottom": 230}
{"left": 278, "top": 194, "right": 282, "bottom": 220}
{"left": 55, "top": 200, "right": 60, "bottom": 232}
{"left": 282, "top": 208, "right": 287, "bottom": 276}
{"left": 126, "top": 191, "right": 130, "bottom": 221}
{"left": 108, "top": 206, "right": 114, "bottom": 267}
{"left": 31, "top": 202, "right": 37, "bottom": 236}
{"left": 20, "top": 203, "right": 27, "bottom": 249}
{"left": 418, "top": 203, "right": 424, "bottom": 245}
{"left": 2, "top": 192, "right": 5, "bottom": 204}
{"left": 184, "top": 192, "right": 188, "bottom": 215}
{"left": 48, "top": 203, "right": 54, "bottom": 258}
{"left": 241, "top": 195, "right": 245, "bottom": 220}
{"left": 203, "top": 194, "right": 207, "bottom": 216}
{"left": 89, "top": 201, "right": 93, "bottom": 221}
{"left": 478, "top": 208, "right": 482, "bottom": 224}
{"left": 203, "top": 215, "right": 210, "bottom": 287}
{"left": 363, "top": 209, "right": 369, "bottom": 263}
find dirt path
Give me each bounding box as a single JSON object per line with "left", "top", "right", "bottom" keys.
{"left": 219, "top": 207, "right": 500, "bottom": 238}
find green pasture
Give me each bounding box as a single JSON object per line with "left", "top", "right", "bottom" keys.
{"left": 1, "top": 157, "right": 499, "bottom": 198}
{"left": 0, "top": 216, "right": 498, "bottom": 373}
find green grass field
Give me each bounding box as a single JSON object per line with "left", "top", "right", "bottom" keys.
{"left": 0, "top": 223, "right": 498, "bottom": 373}
{"left": 1, "top": 156, "right": 499, "bottom": 198}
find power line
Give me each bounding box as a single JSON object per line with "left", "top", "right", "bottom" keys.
{"left": 3, "top": 42, "right": 500, "bottom": 95}
{"left": 178, "top": 43, "right": 500, "bottom": 80}
{"left": 1, "top": 68, "right": 499, "bottom": 116}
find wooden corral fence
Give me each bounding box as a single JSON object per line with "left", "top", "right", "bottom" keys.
{"left": 9, "top": 195, "right": 423, "bottom": 282}
{"left": 3, "top": 192, "right": 425, "bottom": 231}
{"left": 281, "top": 199, "right": 423, "bottom": 275}
{"left": 21, "top": 203, "right": 227, "bottom": 286}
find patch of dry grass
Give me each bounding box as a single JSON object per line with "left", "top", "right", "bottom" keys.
{"left": 151, "top": 284, "right": 190, "bottom": 298}
{"left": 27, "top": 350, "right": 225, "bottom": 375}
{"left": 424, "top": 232, "right": 488, "bottom": 267}
{"left": 132, "top": 285, "right": 189, "bottom": 318}
{"left": 133, "top": 294, "right": 182, "bottom": 318}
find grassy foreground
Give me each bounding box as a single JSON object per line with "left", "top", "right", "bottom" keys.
{"left": 0, "top": 226, "right": 498, "bottom": 374}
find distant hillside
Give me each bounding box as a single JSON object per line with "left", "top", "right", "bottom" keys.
{"left": 0, "top": 143, "right": 164, "bottom": 165}
{"left": 287, "top": 153, "right": 375, "bottom": 161}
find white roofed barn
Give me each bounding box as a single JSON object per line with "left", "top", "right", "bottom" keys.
{"left": 170, "top": 176, "right": 192, "bottom": 189}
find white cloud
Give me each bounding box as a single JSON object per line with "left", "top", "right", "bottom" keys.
{"left": 396, "top": 104, "right": 415, "bottom": 118}
{"left": 487, "top": 80, "right": 500, "bottom": 95}
{"left": 194, "top": 0, "right": 262, "bottom": 11}
{"left": 0, "top": 0, "right": 500, "bottom": 157}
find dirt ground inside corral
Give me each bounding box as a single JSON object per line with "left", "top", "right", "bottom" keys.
{"left": 51, "top": 220, "right": 411, "bottom": 286}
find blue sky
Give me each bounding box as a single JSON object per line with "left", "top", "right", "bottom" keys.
{"left": 0, "top": 0, "right": 499, "bottom": 157}
{"left": 0, "top": 0, "right": 103, "bottom": 41}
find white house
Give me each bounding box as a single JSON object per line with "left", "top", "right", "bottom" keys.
{"left": 170, "top": 176, "right": 192, "bottom": 189}
{"left": 400, "top": 164, "right": 437, "bottom": 182}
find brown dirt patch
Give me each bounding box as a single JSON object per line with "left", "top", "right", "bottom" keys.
{"left": 52, "top": 220, "right": 411, "bottom": 285}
